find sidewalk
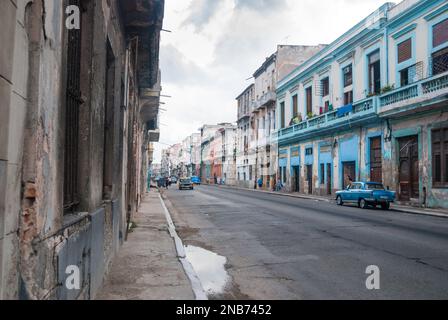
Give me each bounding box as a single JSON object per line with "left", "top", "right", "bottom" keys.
{"left": 96, "top": 189, "right": 194, "bottom": 300}
{"left": 208, "top": 184, "right": 448, "bottom": 219}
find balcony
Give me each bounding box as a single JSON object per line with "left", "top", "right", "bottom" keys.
{"left": 251, "top": 91, "right": 276, "bottom": 111}
{"left": 147, "top": 116, "right": 160, "bottom": 142}
{"left": 378, "top": 71, "right": 448, "bottom": 117}
{"left": 275, "top": 97, "right": 377, "bottom": 146}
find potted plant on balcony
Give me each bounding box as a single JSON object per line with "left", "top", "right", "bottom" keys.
{"left": 307, "top": 111, "right": 315, "bottom": 119}
{"left": 380, "top": 84, "right": 395, "bottom": 94}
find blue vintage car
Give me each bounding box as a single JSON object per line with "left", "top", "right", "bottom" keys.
{"left": 335, "top": 182, "right": 396, "bottom": 210}
{"left": 191, "top": 176, "right": 201, "bottom": 185}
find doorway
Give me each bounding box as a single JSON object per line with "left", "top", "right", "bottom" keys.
{"left": 306, "top": 165, "right": 313, "bottom": 194}
{"left": 326, "top": 163, "right": 332, "bottom": 195}
{"left": 398, "top": 136, "right": 419, "bottom": 201}
{"left": 370, "top": 137, "right": 382, "bottom": 183}
{"left": 342, "top": 161, "right": 356, "bottom": 189}
{"left": 292, "top": 166, "right": 300, "bottom": 192}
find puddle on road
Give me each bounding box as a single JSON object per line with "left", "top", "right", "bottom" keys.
{"left": 184, "top": 245, "right": 230, "bottom": 296}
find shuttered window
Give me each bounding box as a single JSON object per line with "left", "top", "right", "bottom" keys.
{"left": 432, "top": 127, "right": 448, "bottom": 188}
{"left": 397, "top": 38, "right": 412, "bottom": 63}
{"left": 280, "top": 102, "right": 285, "bottom": 129}
{"left": 306, "top": 87, "right": 312, "bottom": 115}
{"left": 292, "top": 95, "right": 298, "bottom": 117}
{"left": 433, "top": 18, "right": 448, "bottom": 48}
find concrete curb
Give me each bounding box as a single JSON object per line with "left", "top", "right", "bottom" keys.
{"left": 204, "top": 184, "right": 448, "bottom": 219}
{"left": 158, "top": 192, "right": 208, "bottom": 300}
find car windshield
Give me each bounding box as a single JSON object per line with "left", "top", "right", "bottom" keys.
{"left": 180, "top": 179, "right": 191, "bottom": 183}
{"left": 365, "top": 183, "right": 385, "bottom": 190}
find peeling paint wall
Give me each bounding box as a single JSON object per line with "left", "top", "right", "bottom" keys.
{"left": 1, "top": 0, "right": 163, "bottom": 299}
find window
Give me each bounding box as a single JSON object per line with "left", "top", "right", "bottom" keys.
{"left": 324, "top": 101, "right": 330, "bottom": 113}
{"left": 281, "top": 167, "right": 287, "bottom": 183}
{"left": 305, "top": 147, "right": 313, "bottom": 156}
{"left": 321, "top": 77, "right": 329, "bottom": 97}
{"left": 320, "top": 164, "right": 325, "bottom": 184}
{"left": 400, "top": 68, "right": 409, "bottom": 87}
{"left": 103, "top": 40, "right": 116, "bottom": 200}
{"left": 292, "top": 95, "right": 298, "bottom": 117}
{"left": 63, "top": 0, "right": 83, "bottom": 213}
{"left": 344, "top": 91, "right": 353, "bottom": 105}
{"left": 368, "top": 50, "right": 381, "bottom": 95}
{"left": 306, "top": 87, "right": 312, "bottom": 114}
{"left": 433, "top": 18, "right": 448, "bottom": 48}
{"left": 280, "top": 102, "right": 285, "bottom": 129}
{"left": 432, "top": 47, "right": 448, "bottom": 76}
{"left": 432, "top": 127, "right": 448, "bottom": 187}
{"left": 343, "top": 65, "right": 353, "bottom": 87}
{"left": 397, "top": 38, "right": 412, "bottom": 64}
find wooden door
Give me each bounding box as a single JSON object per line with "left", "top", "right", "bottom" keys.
{"left": 398, "top": 136, "right": 419, "bottom": 200}
{"left": 342, "top": 161, "right": 356, "bottom": 189}
{"left": 306, "top": 165, "right": 313, "bottom": 194}
{"left": 370, "top": 137, "right": 383, "bottom": 183}
{"left": 327, "top": 163, "right": 332, "bottom": 195}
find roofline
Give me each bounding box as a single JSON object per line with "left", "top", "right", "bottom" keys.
{"left": 277, "top": 2, "right": 395, "bottom": 90}
{"left": 235, "top": 83, "right": 255, "bottom": 100}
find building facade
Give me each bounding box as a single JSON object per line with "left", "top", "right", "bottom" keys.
{"left": 275, "top": 0, "right": 448, "bottom": 209}
{"left": 236, "top": 85, "right": 255, "bottom": 188}
{"left": 236, "top": 45, "right": 326, "bottom": 190}
{"left": 200, "top": 123, "right": 237, "bottom": 184}
{"left": 0, "top": 0, "right": 164, "bottom": 299}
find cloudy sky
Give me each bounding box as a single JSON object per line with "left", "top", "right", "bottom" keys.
{"left": 154, "top": 0, "right": 389, "bottom": 162}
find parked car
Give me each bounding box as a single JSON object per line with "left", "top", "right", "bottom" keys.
{"left": 336, "top": 182, "right": 396, "bottom": 210}
{"left": 191, "top": 176, "right": 201, "bottom": 185}
{"left": 170, "top": 176, "right": 178, "bottom": 184}
{"left": 179, "top": 178, "right": 194, "bottom": 190}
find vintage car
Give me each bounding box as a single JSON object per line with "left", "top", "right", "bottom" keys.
{"left": 335, "top": 182, "right": 396, "bottom": 210}
{"left": 191, "top": 176, "right": 201, "bottom": 185}
{"left": 178, "top": 178, "right": 194, "bottom": 190}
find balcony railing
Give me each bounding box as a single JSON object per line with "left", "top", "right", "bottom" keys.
{"left": 379, "top": 71, "right": 448, "bottom": 108}
{"left": 276, "top": 97, "right": 376, "bottom": 140}
{"left": 252, "top": 91, "right": 276, "bottom": 110}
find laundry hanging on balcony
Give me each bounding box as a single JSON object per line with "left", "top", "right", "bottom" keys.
{"left": 337, "top": 103, "right": 353, "bottom": 117}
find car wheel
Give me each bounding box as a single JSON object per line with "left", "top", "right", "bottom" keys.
{"left": 381, "top": 202, "right": 390, "bottom": 210}
{"left": 336, "top": 196, "right": 343, "bottom": 206}
{"left": 359, "top": 199, "right": 368, "bottom": 209}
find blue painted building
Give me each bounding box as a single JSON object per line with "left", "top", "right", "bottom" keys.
{"left": 275, "top": 0, "right": 448, "bottom": 209}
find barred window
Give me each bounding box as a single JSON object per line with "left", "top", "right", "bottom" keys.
{"left": 63, "top": 0, "right": 82, "bottom": 213}
{"left": 343, "top": 65, "right": 353, "bottom": 87}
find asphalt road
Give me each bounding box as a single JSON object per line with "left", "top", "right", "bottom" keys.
{"left": 163, "top": 185, "right": 448, "bottom": 300}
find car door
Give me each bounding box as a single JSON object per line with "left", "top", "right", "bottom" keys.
{"left": 349, "top": 183, "right": 362, "bottom": 202}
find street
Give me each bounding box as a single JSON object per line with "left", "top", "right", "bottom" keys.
{"left": 163, "top": 185, "right": 448, "bottom": 300}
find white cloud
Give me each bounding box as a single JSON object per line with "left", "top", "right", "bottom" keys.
{"left": 154, "top": 0, "right": 388, "bottom": 162}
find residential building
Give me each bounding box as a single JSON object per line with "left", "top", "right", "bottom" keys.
{"left": 243, "top": 45, "right": 326, "bottom": 190}
{"left": 0, "top": 0, "right": 164, "bottom": 299}
{"left": 200, "top": 123, "right": 237, "bottom": 184}
{"left": 236, "top": 84, "right": 255, "bottom": 188}
{"left": 275, "top": 0, "right": 448, "bottom": 209}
